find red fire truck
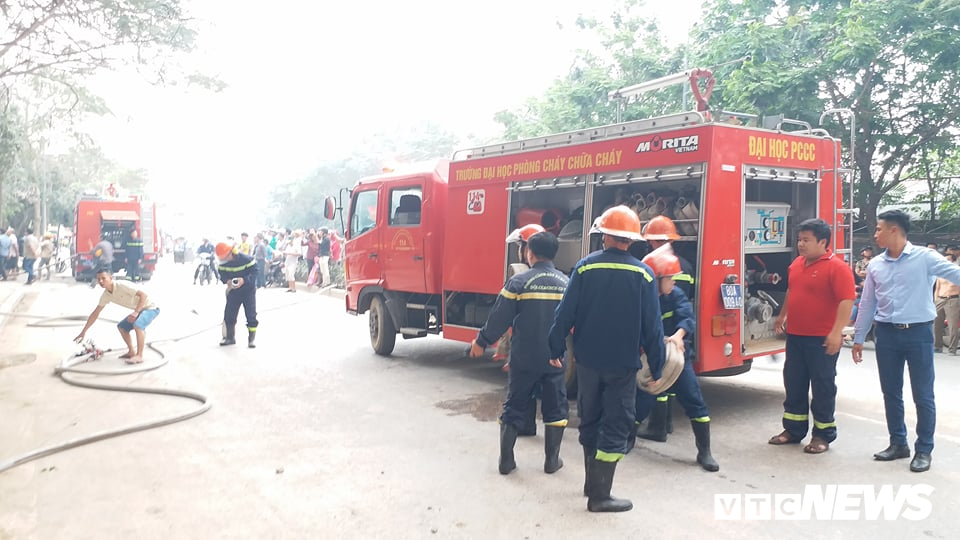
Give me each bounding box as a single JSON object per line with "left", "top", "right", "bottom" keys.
{"left": 335, "top": 87, "right": 851, "bottom": 378}
{"left": 71, "top": 193, "right": 160, "bottom": 281}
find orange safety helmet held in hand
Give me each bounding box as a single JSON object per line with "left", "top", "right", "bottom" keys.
{"left": 642, "top": 244, "right": 681, "bottom": 277}
{"left": 505, "top": 223, "right": 546, "bottom": 244}
{"left": 215, "top": 242, "right": 235, "bottom": 261}
{"left": 642, "top": 215, "right": 680, "bottom": 240}
{"left": 589, "top": 205, "right": 644, "bottom": 241}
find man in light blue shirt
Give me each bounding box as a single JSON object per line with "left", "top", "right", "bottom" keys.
{"left": 852, "top": 209, "right": 960, "bottom": 473}
{"left": 0, "top": 230, "right": 10, "bottom": 281}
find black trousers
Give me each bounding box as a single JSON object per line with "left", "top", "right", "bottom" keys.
{"left": 577, "top": 363, "right": 637, "bottom": 455}
{"left": 126, "top": 257, "right": 140, "bottom": 280}
{"left": 224, "top": 284, "right": 258, "bottom": 329}
{"left": 500, "top": 369, "right": 567, "bottom": 429}
{"left": 782, "top": 334, "right": 838, "bottom": 442}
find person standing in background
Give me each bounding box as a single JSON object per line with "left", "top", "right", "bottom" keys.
{"left": 934, "top": 252, "right": 960, "bottom": 355}
{"left": 318, "top": 228, "right": 331, "bottom": 287}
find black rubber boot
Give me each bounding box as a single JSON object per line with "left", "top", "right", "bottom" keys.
{"left": 248, "top": 329, "right": 256, "bottom": 348}
{"left": 544, "top": 426, "right": 565, "bottom": 474}
{"left": 666, "top": 395, "right": 674, "bottom": 434}
{"left": 499, "top": 423, "right": 518, "bottom": 475}
{"left": 637, "top": 399, "right": 669, "bottom": 442}
{"left": 518, "top": 398, "right": 537, "bottom": 436}
{"left": 692, "top": 421, "right": 719, "bottom": 472}
{"left": 582, "top": 447, "right": 594, "bottom": 497}
{"left": 220, "top": 325, "right": 236, "bottom": 346}
{"left": 587, "top": 460, "right": 633, "bottom": 512}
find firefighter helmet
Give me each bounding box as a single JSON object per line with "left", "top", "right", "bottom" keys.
{"left": 642, "top": 244, "right": 681, "bottom": 277}
{"left": 505, "top": 223, "right": 546, "bottom": 244}
{"left": 215, "top": 242, "right": 235, "bottom": 261}
{"left": 589, "top": 205, "right": 643, "bottom": 241}
{"left": 637, "top": 339, "right": 685, "bottom": 395}
{"left": 642, "top": 215, "right": 680, "bottom": 240}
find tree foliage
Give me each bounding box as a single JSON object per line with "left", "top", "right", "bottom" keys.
{"left": 267, "top": 123, "right": 459, "bottom": 230}
{"left": 0, "top": 0, "right": 216, "bottom": 231}
{"left": 495, "top": 0, "right": 960, "bottom": 232}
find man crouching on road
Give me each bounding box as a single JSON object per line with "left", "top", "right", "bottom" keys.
{"left": 75, "top": 267, "right": 160, "bottom": 364}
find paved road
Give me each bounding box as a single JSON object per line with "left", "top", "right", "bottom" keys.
{"left": 1, "top": 262, "right": 958, "bottom": 539}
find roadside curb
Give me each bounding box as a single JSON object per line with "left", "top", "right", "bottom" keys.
{"left": 293, "top": 282, "right": 347, "bottom": 299}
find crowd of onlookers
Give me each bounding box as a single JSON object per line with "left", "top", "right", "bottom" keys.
{"left": 0, "top": 227, "right": 58, "bottom": 284}
{"left": 848, "top": 242, "right": 960, "bottom": 353}
{"left": 184, "top": 227, "right": 345, "bottom": 291}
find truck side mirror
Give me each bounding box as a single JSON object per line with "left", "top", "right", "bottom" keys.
{"left": 323, "top": 196, "right": 336, "bottom": 220}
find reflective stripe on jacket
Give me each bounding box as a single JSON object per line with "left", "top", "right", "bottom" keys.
{"left": 476, "top": 261, "right": 569, "bottom": 373}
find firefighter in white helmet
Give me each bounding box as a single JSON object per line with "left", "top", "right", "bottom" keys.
{"left": 548, "top": 205, "right": 665, "bottom": 513}
{"left": 633, "top": 245, "right": 719, "bottom": 472}
{"left": 494, "top": 223, "right": 546, "bottom": 437}
{"left": 471, "top": 231, "right": 570, "bottom": 476}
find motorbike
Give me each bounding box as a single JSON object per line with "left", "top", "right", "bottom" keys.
{"left": 195, "top": 252, "right": 215, "bottom": 285}
{"left": 265, "top": 258, "right": 285, "bottom": 287}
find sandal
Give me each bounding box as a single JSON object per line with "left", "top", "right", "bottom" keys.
{"left": 804, "top": 437, "right": 829, "bottom": 454}
{"left": 768, "top": 430, "right": 802, "bottom": 445}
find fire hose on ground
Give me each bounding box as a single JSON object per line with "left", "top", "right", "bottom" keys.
{"left": 0, "top": 314, "right": 214, "bottom": 475}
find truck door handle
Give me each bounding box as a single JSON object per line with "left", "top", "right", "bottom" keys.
{"left": 413, "top": 255, "right": 423, "bottom": 261}
{"left": 369, "top": 253, "right": 378, "bottom": 259}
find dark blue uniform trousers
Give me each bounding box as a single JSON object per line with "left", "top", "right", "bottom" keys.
{"left": 501, "top": 369, "right": 567, "bottom": 428}
{"left": 874, "top": 322, "right": 936, "bottom": 454}
{"left": 577, "top": 363, "right": 636, "bottom": 455}
{"left": 225, "top": 284, "right": 258, "bottom": 329}
{"left": 635, "top": 358, "right": 709, "bottom": 422}
{"left": 782, "top": 334, "right": 838, "bottom": 443}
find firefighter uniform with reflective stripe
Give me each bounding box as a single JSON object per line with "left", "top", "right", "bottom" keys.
{"left": 477, "top": 261, "right": 570, "bottom": 429}
{"left": 673, "top": 255, "right": 695, "bottom": 299}
{"left": 635, "top": 287, "right": 709, "bottom": 423}
{"left": 220, "top": 252, "right": 259, "bottom": 332}
{"left": 125, "top": 235, "right": 143, "bottom": 281}
{"left": 549, "top": 247, "right": 665, "bottom": 461}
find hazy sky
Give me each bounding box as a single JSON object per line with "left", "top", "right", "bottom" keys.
{"left": 83, "top": 0, "right": 703, "bottom": 235}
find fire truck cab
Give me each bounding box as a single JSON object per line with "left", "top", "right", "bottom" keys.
{"left": 342, "top": 108, "right": 848, "bottom": 377}
{"left": 72, "top": 194, "right": 160, "bottom": 281}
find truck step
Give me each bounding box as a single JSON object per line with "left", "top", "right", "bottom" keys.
{"left": 400, "top": 327, "right": 428, "bottom": 338}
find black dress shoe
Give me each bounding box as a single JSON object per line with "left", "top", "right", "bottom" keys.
{"left": 910, "top": 452, "right": 932, "bottom": 472}
{"left": 873, "top": 445, "right": 911, "bottom": 461}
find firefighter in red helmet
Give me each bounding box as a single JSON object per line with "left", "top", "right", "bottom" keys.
{"left": 634, "top": 245, "right": 719, "bottom": 472}
{"left": 640, "top": 215, "right": 696, "bottom": 438}
{"left": 548, "top": 205, "right": 665, "bottom": 513}
{"left": 216, "top": 241, "right": 259, "bottom": 348}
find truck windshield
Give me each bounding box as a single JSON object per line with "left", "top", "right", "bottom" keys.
{"left": 350, "top": 190, "right": 378, "bottom": 238}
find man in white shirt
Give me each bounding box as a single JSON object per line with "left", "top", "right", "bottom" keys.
{"left": 74, "top": 267, "right": 160, "bottom": 364}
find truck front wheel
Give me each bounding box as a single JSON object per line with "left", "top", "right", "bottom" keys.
{"left": 369, "top": 295, "right": 396, "bottom": 356}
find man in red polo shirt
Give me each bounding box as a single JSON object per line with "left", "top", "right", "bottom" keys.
{"left": 768, "top": 218, "right": 856, "bottom": 454}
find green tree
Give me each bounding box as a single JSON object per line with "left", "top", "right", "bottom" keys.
{"left": 268, "top": 123, "right": 459, "bottom": 229}
{"left": 690, "top": 0, "right": 960, "bottom": 232}
{"left": 495, "top": 1, "right": 686, "bottom": 139}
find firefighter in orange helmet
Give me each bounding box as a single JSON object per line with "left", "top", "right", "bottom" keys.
{"left": 548, "top": 205, "right": 665, "bottom": 513}
{"left": 640, "top": 214, "right": 695, "bottom": 438}
{"left": 495, "top": 223, "right": 546, "bottom": 436}
{"left": 216, "top": 241, "right": 259, "bottom": 348}
{"left": 633, "top": 245, "right": 719, "bottom": 472}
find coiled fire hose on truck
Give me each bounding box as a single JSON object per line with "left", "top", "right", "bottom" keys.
{"left": 0, "top": 315, "right": 214, "bottom": 474}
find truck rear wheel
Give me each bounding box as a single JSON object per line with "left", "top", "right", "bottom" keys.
{"left": 369, "top": 295, "right": 396, "bottom": 356}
